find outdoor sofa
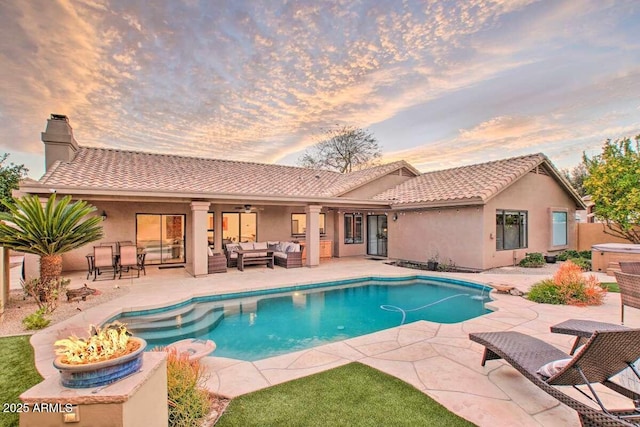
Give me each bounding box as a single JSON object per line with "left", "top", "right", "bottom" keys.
{"left": 224, "top": 241, "right": 303, "bottom": 269}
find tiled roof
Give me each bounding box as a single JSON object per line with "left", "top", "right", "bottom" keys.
{"left": 327, "top": 161, "right": 419, "bottom": 196}
{"left": 373, "top": 153, "right": 564, "bottom": 205}
{"left": 33, "top": 148, "right": 582, "bottom": 208}
{"left": 37, "top": 147, "right": 408, "bottom": 199}
{"left": 39, "top": 148, "right": 337, "bottom": 196}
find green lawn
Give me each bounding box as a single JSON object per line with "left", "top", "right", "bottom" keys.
{"left": 0, "top": 336, "right": 42, "bottom": 427}
{"left": 0, "top": 338, "right": 474, "bottom": 427}
{"left": 602, "top": 282, "right": 619, "bottom": 293}
{"left": 216, "top": 362, "right": 475, "bottom": 427}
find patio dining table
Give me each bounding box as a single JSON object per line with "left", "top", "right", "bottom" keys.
{"left": 236, "top": 249, "right": 274, "bottom": 271}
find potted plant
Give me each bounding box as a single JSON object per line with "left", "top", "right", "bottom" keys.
{"left": 427, "top": 252, "right": 439, "bottom": 271}
{"left": 53, "top": 322, "right": 146, "bottom": 388}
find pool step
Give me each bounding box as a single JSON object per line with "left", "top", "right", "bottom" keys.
{"left": 125, "top": 301, "right": 223, "bottom": 331}
{"left": 127, "top": 303, "right": 222, "bottom": 332}
{"left": 138, "top": 311, "right": 224, "bottom": 348}
{"left": 121, "top": 303, "right": 197, "bottom": 326}
{"left": 131, "top": 309, "right": 225, "bottom": 347}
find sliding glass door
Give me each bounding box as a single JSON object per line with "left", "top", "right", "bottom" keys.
{"left": 367, "top": 215, "right": 388, "bottom": 257}
{"left": 136, "top": 214, "right": 186, "bottom": 265}
{"left": 222, "top": 212, "right": 257, "bottom": 243}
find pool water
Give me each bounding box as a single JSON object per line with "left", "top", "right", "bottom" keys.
{"left": 115, "top": 277, "right": 491, "bottom": 361}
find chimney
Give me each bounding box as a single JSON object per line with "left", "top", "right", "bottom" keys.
{"left": 41, "top": 114, "right": 79, "bottom": 171}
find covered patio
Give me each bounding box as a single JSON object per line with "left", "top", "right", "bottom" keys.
{"left": 23, "top": 257, "right": 639, "bottom": 427}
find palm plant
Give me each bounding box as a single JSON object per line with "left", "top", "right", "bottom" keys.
{"left": 0, "top": 194, "right": 103, "bottom": 285}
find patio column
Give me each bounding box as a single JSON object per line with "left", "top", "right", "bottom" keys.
{"left": 305, "top": 205, "right": 322, "bottom": 267}
{"left": 188, "top": 201, "right": 210, "bottom": 277}
{"left": 212, "top": 204, "right": 223, "bottom": 252}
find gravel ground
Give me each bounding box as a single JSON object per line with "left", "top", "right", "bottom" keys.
{"left": 482, "top": 262, "right": 562, "bottom": 275}
{"left": 0, "top": 281, "right": 131, "bottom": 337}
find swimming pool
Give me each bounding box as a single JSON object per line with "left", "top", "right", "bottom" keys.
{"left": 114, "top": 276, "right": 492, "bottom": 361}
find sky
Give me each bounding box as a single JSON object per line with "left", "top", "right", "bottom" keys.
{"left": 1, "top": 0, "right": 639, "bottom": 179}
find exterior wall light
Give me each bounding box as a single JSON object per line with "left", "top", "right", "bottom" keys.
{"left": 100, "top": 210, "right": 108, "bottom": 221}
{"left": 392, "top": 213, "right": 398, "bottom": 222}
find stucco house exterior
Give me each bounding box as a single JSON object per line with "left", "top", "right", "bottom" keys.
{"left": 19, "top": 114, "right": 585, "bottom": 275}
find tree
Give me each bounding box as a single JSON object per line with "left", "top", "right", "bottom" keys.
{"left": 562, "top": 162, "right": 589, "bottom": 197}
{"left": 583, "top": 135, "right": 640, "bottom": 243}
{"left": 0, "top": 153, "right": 28, "bottom": 212}
{"left": 298, "top": 125, "right": 381, "bottom": 173}
{"left": 0, "top": 194, "right": 104, "bottom": 285}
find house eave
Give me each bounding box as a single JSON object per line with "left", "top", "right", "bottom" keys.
{"left": 18, "top": 184, "right": 391, "bottom": 208}
{"left": 389, "top": 197, "right": 485, "bottom": 210}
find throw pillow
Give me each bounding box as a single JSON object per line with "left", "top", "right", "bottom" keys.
{"left": 254, "top": 242, "right": 268, "bottom": 250}
{"left": 537, "top": 358, "right": 572, "bottom": 379}
{"left": 225, "top": 243, "right": 240, "bottom": 253}
{"left": 239, "top": 242, "right": 254, "bottom": 250}
{"left": 281, "top": 242, "right": 292, "bottom": 253}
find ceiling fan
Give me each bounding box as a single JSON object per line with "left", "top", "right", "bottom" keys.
{"left": 234, "top": 204, "right": 261, "bottom": 213}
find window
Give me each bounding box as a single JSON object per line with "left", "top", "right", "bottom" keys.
{"left": 222, "top": 212, "right": 256, "bottom": 243}
{"left": 291, "top": 213, "right": 326, "bottom": 236}
{"left": 344, "top": 213, "right": 363, "bottom": 244}
{"left": 552, "top": 211, "right": 568, "bottom": 246}
{"left": 496, "top": 210, "right": 527, "bottom": 250}
{"left": 207, "top": 212, "right": 214, "bottom": 249}
{"left": 136, "top": 214, "right": 186, "bottom": 265}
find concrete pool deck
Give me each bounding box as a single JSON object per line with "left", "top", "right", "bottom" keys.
{"left": 26, "top": 258, "right": 640, "bottom": 427}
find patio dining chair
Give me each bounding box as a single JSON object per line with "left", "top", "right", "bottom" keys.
{"left": 119, "top": 245, "right": 143, "bottom": 279}
{"left": 93, "top": 246, "right": 116, "bottom": 281}
{"left": 614, "top": 271, "right": 640, "bottom": 324}
{"left": 116, "top": 240, "right": 134, "bottom": 253}
{"left": 469, "top": 329, "right": 640, "bottom": 426}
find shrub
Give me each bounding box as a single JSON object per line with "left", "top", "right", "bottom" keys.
{"left": 568, "top": 257, "right": 591, "bottom": 271}
{"left": 527, "top": 260, "right": 606, "bottom": 306}
{"left": 163, "top": 348, "right": 211, "bottom": 427}
{"left": 21, "top": 276, "right": 70, "bottom": 314}
{"left": 519, "top": 252, "right": 545, "bottom": 268}
{"left": 526, "top": 279, "right": 564, "bottom": 304}
{"left": 556, "top": 250, "right": 579, "bottom": 261}
{"left": 437, "top": 258, "right": 457, "bottom": 272}
{"left": 22, "top": 308, "right": 51, "bottom": 330}
{"left": 578, "top": 250, "right": 592, "bottom": 260}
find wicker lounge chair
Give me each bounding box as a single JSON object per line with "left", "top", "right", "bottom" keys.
{"left": 469, "top": 329, "right": 640, "bottom": 426}
{"left": 614, "top": 271, "right": 640, "bottom": 324}
{"left": 620, "top": 263, "right": 640, "bottom": 275}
